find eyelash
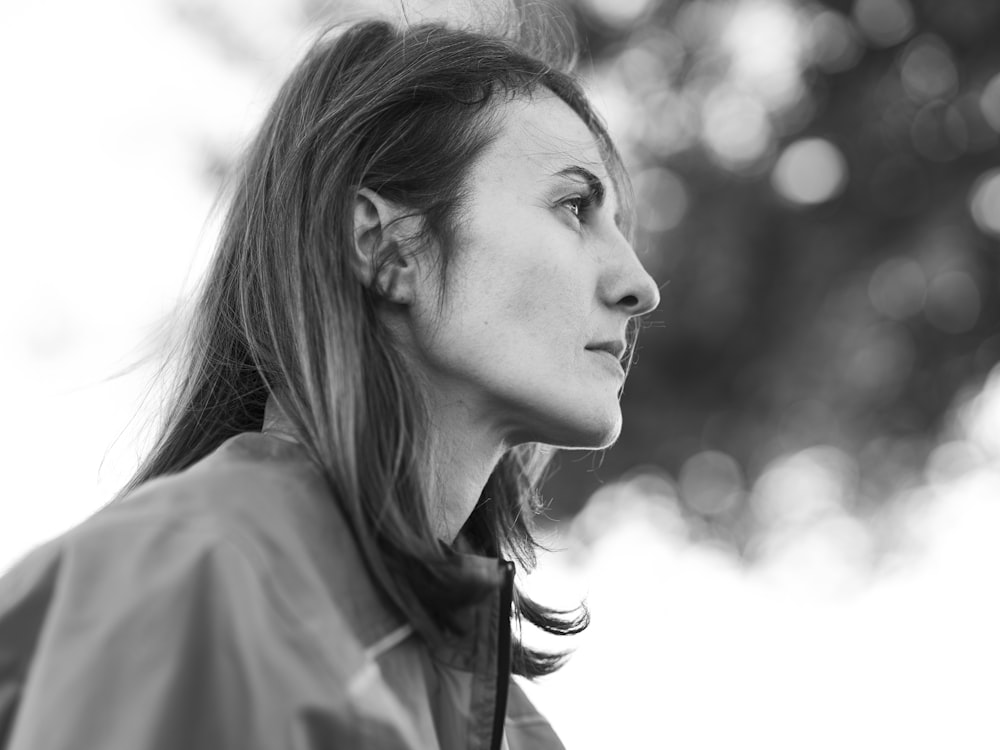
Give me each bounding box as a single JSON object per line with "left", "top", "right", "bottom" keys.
{"left": 561, "top": 190, "right": 597, "bottom": 223}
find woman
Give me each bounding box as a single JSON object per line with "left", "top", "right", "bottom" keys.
{"left": 0, "top": 15, "right": 658, "bottom": 750}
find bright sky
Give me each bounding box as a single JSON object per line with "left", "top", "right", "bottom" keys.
{"left": 1, "top": 1, "right": 215, "bottom": 543}
{"left": 2, "top": 1, "right": 999, "bottom": 747}
{"left": 521, "top": 438, "right": 1000, "bottom": 748}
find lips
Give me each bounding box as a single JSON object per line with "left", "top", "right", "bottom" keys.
{"left": 586, "top": 340, "right": 626, "bottom": 359}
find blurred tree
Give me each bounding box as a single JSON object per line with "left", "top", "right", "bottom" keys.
{"left": 544, "top": 0, "right": 1000, "bottom": 560}
{"left": 169, "top": 0, "right": 1000, "bottom": 560}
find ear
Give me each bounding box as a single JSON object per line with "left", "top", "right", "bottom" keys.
{"left": 352, "top": 187, "right": 420, "bottom": 304}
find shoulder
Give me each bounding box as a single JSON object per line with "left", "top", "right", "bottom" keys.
{"left": 0, "top": 434, "right": 416, "bottom": 748}
{"left": 99, "top": 432, "right": 366, "bottom": 612}
{"left": 1, "top": 432, "right": 400, "bottom": 659}
{"left": 0, "top": 538, "right": 417, "bottom": 750}
{"left": 16, "top": 432, "right": 341, "bottom": 629}
{"left": 116, "top": 430, "right": 329, "bottom": 530}
{"left": 0, "top": 463, "right": 318, "bottom": 656}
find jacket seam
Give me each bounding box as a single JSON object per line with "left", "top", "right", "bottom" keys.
{"left": 364, "top": 623, "right": 416, "bottom": 660}
{"left": 506, "top": 715, "right": 552, "bottom": 728}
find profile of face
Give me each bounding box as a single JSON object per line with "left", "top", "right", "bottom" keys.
{"left": 385, "top": 91, "right": 660, "bottom": 451}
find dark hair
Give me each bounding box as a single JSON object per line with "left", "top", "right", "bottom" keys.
{"left": 120, "top": 17, "right": 633, "bottom": 678}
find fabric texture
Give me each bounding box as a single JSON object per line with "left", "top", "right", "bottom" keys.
{"left": 0, "top": 430, "right": 566, "bottom": 750}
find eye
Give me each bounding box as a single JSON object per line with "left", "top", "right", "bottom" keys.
{"left": 561, "top": 192, "right": 596, "bottom": 222}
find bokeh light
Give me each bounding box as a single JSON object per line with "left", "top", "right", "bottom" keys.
{"left": 868, "top": 257, "right": 927, "bottom": 320}
{"left": 750, "top": 446, "right": 856, "bottom": 526}
{"left": 910, "top": 101, "right": 966, "bottom": 161}
{"left": 807, "top": 9, "right": 863, "bottom": 73}
{"left": 899, "top": 35, "right": 958, "bottom": 103}
{"left": 586, "top": 65, "right": 645, "bottom": 151}
{"left": 771, "top": 137, "right": 847, "bottom": 205}
{"left": 580, "top": 0, "right": 655, "bottom": 28}
{"left": 721, "top": 0, "right": 805, "bottom": 109}
{"left": 852, "top": 0, "right": 915, "bottom": 48}
{"left": 634, "top": 166, "right": 689, "bottom": 232}
{"left": 841, "top": 322, "right": 916, "bottom": 396}
{"left": 641, "top": 89, "right": 699, "bottom": 156}
{"left": 924, "top": 271, "right": 981, "bottom": 334}
{"left": 980, "top": 72, "right": 1000, "bottom": 132}
{"left": 617, "top": 35, "right": 683, "bottom": 93}
{"left": 924, "top": 440, "right": 985, "bottom": 487}
{"left": 959, "top": 366, "right": 1000, "bottom": 459}
{"left": 952, "top": 91, "right": 999, "bottom": 152}
{"left": 701, "top": 85, "right": 773, "bottom": 169}
{"left": 679, "top": 450, "right": 745, "bottom": 516}
{"left": 675, "top": 0, "right": 730, "bottom": 49}
{"left": 969, "top": 168, "right": 1000, "bottom": 237}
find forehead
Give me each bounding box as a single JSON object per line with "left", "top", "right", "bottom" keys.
{"left": 477, "top": 92, "right": 615, "bottom": 196}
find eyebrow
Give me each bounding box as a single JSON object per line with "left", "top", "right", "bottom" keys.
{"left": 554, "top": 165, "right": 626, "bottom": 230}
{"left": 554, "top": 165, "right": 607, "bottom": 206}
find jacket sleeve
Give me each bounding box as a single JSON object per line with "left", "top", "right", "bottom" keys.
{"left": 0, "top": 510, "right": 423, "bottom": 750}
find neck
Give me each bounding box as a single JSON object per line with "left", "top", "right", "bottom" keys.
{"left": 427, "top": 405, "right": 505, "bottom": 544}
{"left": 263, "top": 392, "right": 503, "bottom": 546}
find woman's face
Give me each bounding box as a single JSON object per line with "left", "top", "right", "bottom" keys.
{"left": 405, "top": 91, "right": 660, "bottom": 450}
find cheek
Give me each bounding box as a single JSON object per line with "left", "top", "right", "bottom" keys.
{"left": 442, "top": 222, "right": 589, "bottom": 358}
{"left": 504, "top": 266, "right": 570, "bottom": 325}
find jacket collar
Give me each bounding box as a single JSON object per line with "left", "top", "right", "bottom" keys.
{"left": 258, "top": 394, "right": 509, "bottom": 668}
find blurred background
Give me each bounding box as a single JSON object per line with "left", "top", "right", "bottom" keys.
{"left": 2, "top": 0, "right": 999, "bottom": 747}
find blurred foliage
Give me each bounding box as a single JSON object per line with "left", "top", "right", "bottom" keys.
{"left": 173, "top": 0, "right": 1000, "bottom": 560}
{"left": 544, "top": 0, "right": 1000, "bottom": 559}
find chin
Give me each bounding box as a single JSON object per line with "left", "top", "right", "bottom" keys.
{"left": 505, "top": 389, "right": 623, "bottom": 449}
{"left": 585, "top": 420, "right": 623, "bottom": 450}
{"left": 544, "top": 407, "right": 623, "bottom": 450}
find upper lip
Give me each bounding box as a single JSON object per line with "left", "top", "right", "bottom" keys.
{"left": 586, "top": 340, "right": 626, "bottom": 359}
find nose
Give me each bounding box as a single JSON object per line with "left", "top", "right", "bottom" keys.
{"left": 604, "top": 235, "right": 660, "bottom": 317}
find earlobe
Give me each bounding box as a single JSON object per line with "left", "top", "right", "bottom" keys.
{"left": 351, "top": 188, "right": 419, "bottom": 305}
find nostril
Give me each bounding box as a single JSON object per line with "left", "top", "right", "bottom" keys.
{"left": 619, "top": 294, "right": 639, "bottom": 309}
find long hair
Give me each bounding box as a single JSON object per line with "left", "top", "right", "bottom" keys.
{"left": 119, "top": 17, "right": 634, "bottom": 678}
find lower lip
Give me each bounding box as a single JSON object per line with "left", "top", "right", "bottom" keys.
{"left": 589, "top": 349, "right": 625, "bottom": 377}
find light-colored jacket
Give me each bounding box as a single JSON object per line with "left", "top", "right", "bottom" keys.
{"left": 0, "top": 430, "right": 565, "bottom": 749}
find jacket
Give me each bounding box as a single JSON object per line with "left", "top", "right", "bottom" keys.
{"left": 0, "top": 428, "right": 566, "bottom": 749}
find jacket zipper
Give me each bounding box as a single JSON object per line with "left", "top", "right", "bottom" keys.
{"left": 490, "top": 560, "right": 515, "bottom": 750}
